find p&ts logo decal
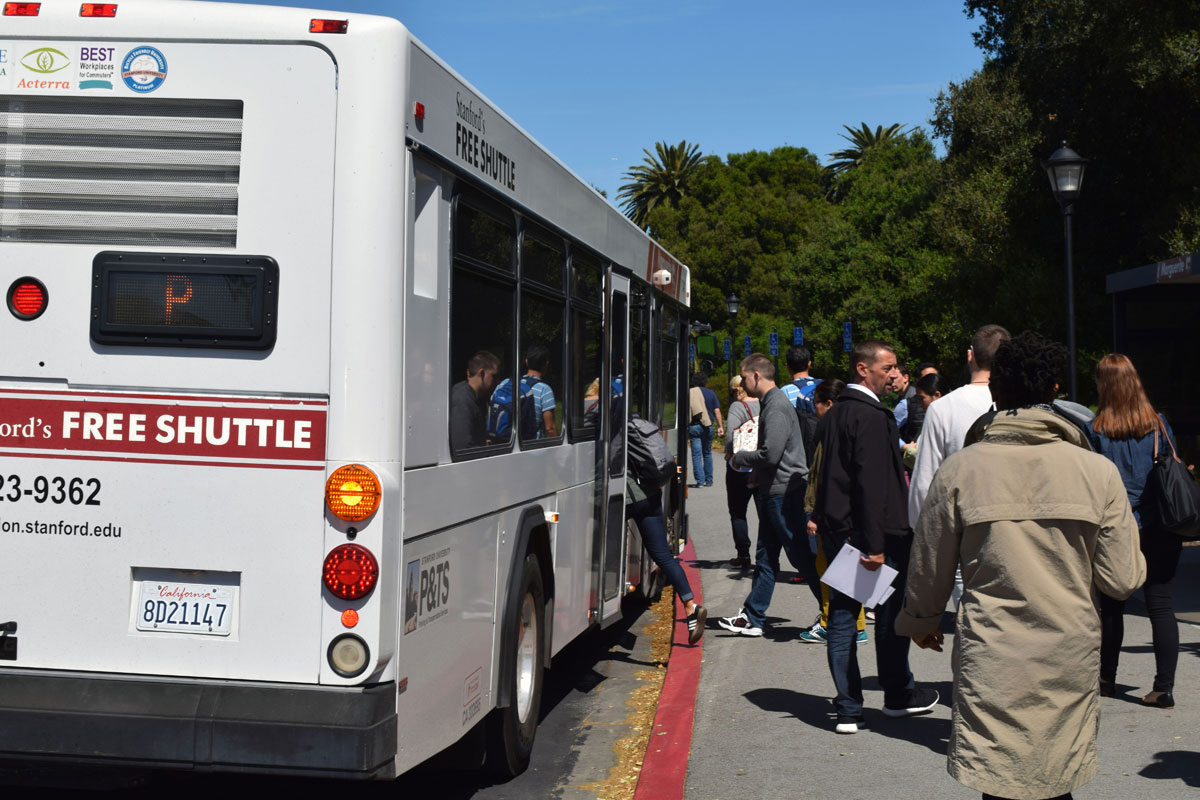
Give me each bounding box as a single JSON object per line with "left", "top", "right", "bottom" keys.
{"left": 121, "top": 46, "right": 167, "bottom": 93}
{"left": 21, "top": 47, "right": 70, "bottom": 74}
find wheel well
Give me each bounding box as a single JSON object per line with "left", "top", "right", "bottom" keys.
{"left": 526, "top": 521, "right": 554, "bottom": 607}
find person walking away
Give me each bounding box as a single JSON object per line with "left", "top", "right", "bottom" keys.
{"left": 909, "top": 325, "right": 1010, "bottom": 606}
{"left": 780, "top": 344, "right": 820, "bottom": 414}
{"left": 628, "top": 471, "right": 706, "bottom": 644}
{"left": 700, "top": 377, "right": 724, "bottom": 486}
{"left": 1085, "top": 353, "right": 1185, "bottom": 708}
{"left": 898, "top": 332, "right": 1145, "bottom": 800}
{"left": 687, "top": 373, "right": 712, "bottom": 487}
{"left": 813, "top": 340, "right": 938, "bottom": 733}
{"left": 723, "top": 374, "right": 759, "bottom": 569}
{"left": 717, "top": 354, "right": 819, "bottom": 636}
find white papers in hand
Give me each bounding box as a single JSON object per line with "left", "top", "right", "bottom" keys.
{"left": 820, "top": 542, "right": 899, "bottom": 607}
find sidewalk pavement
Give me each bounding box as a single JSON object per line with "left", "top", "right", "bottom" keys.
{"left": 680, "top": 456, "right": 1200, "bottom": 800}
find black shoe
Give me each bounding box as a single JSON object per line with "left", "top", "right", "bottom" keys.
{"left": 1141, "top": 691, "right": 1174, "bottom": 709}
{"left": 835, "top": 714, "right": 867, "bottom": 734}
{"left": 686, "top": 604, "right": 707, "bottom": 645}
{"left": 882, "top": 687, "right": 939, "bottom": 718}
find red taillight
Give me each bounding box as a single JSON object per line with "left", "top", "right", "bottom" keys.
{"left": 323, "top": 544, "right": 379, "bottom": 600}
{"left": 310, "top": 18, "right": 348, "bottom": 33}
{"left": 414, "top": 102, "right": 425, "bottom": 121}
{"left": 4, "top": 3, "right": 41, "bottom": 15}
{"left": 8, "top": 278, "right": 48, "bottom": 320}
{"left": 80, "top": 3, "right": 117, "bottom": 16}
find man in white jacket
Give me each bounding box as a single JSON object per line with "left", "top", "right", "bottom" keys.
{"left": 907, "top": 324, "right": 1010, "bottom": 527}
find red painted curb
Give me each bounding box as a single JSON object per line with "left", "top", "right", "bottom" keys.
{"left": 634, "top": 538, "right": 703, "bottom": 800}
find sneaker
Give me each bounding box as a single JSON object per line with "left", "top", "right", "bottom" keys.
{"left": 835, "top": 714, "right": 867, "bottom": 734}
{"left": 882, "top": 687, "right": 939, "bottom": 718}
{"left": 865, "top": 609, "right": 876, "bottom": 622}
{"left": 717, "top": 609, "right": 763, "bottom": 637}
{"left": 798, "top": 624, "right": 828, "bottom": 644}
{"left": 856, "top": 629, "right": 869, "bottom": 644}
{"left": 686, "top": 604, "right": 707, "bottom": 645}
{"left": 729, "top": 555, "right": 750, "bottom": 569}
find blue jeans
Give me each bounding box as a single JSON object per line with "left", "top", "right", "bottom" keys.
{"left": 629, "top": 491, "right": 693, "bottom": 604}
{"left": 687, "top": 423, "right": 712, "bottom": 485}
{"left": 742, "top": 490, "right": 821, "bottom": 628}
{"left": 824, "top": 531, "right": 915, "bottom": 716}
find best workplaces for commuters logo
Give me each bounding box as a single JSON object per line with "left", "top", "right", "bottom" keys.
{"left": 121, "top": 46, "right": 167, "bottom": 93}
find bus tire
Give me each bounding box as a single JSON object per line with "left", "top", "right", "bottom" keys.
{"left": 486, "top": 552, "right": 545, "bottom": 777}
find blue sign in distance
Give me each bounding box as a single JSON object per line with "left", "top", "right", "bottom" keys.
{"left": 743, "top": 336, "right": 752, "bottom": 357}
{"left": 793, "top": 326, "right": 803, "bottom": 345}
{"left": 690, "top": 342, "right": 696, "bottom": 363}
{"left": 842, "top": 321, "right": 853, "bottom": 353}
{"left": 768, "top": 331, "right": 779, "bottom": 356}
{"left": 723, "top": 338, "right": 731, "bottom": 360}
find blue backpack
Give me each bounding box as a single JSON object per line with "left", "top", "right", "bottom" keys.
{"left": 791, "top": 377, "right": 820, "bottom": 415}
{"left": 487, "top": 375, "right": 542, "bottom": 441}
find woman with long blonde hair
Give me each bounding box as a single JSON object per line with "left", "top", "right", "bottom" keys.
{"left": 1085, "top": 353, "right": 1183, "bottom": 709}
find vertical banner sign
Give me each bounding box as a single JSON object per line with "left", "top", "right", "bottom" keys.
{"left": 690, "top": 342, "right": 696, "bottom": 364}
{"left": 723, "top": 338, "right": 732, "bottom": 360}
{"left": 842, "top": 321, "right": 853, "bottom": 353}
{"left": 793, "top": 326, "right": 803, "bottom": 346}
{"left": 743, "top": 336, "right": 752, "bottom": 357}
{"left": 768, "top": 331, "right": 779, "bottom": 356}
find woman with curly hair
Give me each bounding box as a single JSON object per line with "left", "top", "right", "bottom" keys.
{"left": 1085, "top": 353, "right": 1183, "bottom": 709}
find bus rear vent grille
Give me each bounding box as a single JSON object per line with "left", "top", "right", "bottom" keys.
{"left": 1, "top": 96, "right": 243, "bottom": 248}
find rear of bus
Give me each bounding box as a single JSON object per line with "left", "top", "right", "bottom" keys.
{"left": 0, "top": 2, "right": 407, "bottom": 778}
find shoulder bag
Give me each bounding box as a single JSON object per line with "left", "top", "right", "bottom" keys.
{"left": 1146, "top": 418, "right": 1200, "bottom": 539}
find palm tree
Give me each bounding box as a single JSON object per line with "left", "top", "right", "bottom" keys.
{"left": 617, "top": 140, "right": 704, "bottom": 229}
{"left": 826, "top": 123, "right": 907, "bottom": 176}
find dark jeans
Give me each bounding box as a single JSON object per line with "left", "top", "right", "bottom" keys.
{"left": 824, "top": 531, "right": 915, "bottom": 716}
{"left": 687, "top": 423, "right": 712, "bottom": 485}
{"left": 1099, "top": 528, "right": 1182, "bottom": 692}
{"left": 742, "top": 489, "right": 820, "bottom": 628}
{"left": 629, "top": 491, "right": 693, "bottom": 604}
{"left": 725, "top": 467, "right": 754, "bottom": 558}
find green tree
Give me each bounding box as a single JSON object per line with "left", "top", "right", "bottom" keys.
{"left": 616, "top": 140, "right": 704, "bottom": 229}
{"left": 826, "top": 123, "right": 908, "bottom": 177}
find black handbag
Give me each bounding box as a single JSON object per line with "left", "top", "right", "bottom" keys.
{"left": 1146, "top": 420, "right": 1200, "bottom": 539}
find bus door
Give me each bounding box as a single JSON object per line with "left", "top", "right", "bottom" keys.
{"left": 597, "top": 272, "right": 629, "bottom": 624}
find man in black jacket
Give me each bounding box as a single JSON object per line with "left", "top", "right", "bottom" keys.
{"left": 813, "top": 339, "right": 938, "bottom": 734}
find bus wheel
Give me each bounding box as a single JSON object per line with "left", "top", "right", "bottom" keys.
{"left": 486, "top": 553, "right": 545, "bottom": 777}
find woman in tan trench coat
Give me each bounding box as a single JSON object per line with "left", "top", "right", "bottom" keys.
{"left": 897, "top": 333, "right": 1146, "bottom": 800}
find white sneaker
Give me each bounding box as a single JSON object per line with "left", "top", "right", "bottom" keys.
{"left": 717, "top": 609, "right": 764, "bottom": 637}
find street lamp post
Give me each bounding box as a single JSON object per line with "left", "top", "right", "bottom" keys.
{"left": 726, "top": 292, "right": 740, "bottom": 384}
{"left": 1042, "top": 142, "right": 1088, "bottom": 401}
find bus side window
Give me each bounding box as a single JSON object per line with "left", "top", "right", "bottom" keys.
{"left": 449, "top": 196, "right": 516, "bottom": 460}
{"left": 658, "top": 302, "right": 679, "bottom": 430}
{"left": 518, "top": 226, "right": 565, "bottom": 445}
{"left": 629, "top": 283, "right": 649, "bottom": 421}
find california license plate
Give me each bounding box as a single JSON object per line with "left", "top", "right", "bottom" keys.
{"left": 135, "top": 580, "right": 235, "bottom": 636}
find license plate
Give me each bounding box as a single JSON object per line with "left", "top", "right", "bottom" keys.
{"left": 135, "top": 581, "right": 235, "bottom": 636}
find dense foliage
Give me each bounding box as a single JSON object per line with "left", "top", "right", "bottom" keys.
{"left": 622, "top": 0, "right": 1200, "bottom": 398}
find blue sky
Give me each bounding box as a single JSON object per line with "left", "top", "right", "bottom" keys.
{"left": 229, "top": 1, "right": 985, "bottom": 203}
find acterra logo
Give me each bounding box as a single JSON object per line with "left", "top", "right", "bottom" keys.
{"left": 21, "top": 47, "right": 71, "bottom": 74}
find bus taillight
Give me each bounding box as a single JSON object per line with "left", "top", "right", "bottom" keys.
{"left": 323, "top": 543, "right": 379, "bottom": 600}
{"left": 8, "top": 278, "right": 47, "bottom": 320}
{"left": 325, "top": 464, "right": 380, "bottom": 521}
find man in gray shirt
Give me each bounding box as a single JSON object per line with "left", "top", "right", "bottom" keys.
{"left": 718, "top": 353, "right": 818, "bottom": 636}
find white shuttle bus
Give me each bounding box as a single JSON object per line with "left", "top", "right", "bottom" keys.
{"left": 0, "top": 0, "right": 691, "bottom": 780}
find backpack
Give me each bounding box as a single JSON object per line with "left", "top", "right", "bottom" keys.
{"left": 627, "top": 415, "right": 676, "bottom": 488}
{"left": 791, "top": 377, "right": 820, "bottom": 416}
{"left": 487, "top": 375, "right": 542, "bottom": 441}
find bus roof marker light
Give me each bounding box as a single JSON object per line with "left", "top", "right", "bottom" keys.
{"left": 325, "top": 464, "right": 380, "bottom": 522}
{"left": 80, "top": 3, "right": 117, "bottom": 16}
{"left": 310, "top": 18, "right": 348, "bottom": 34}
{"left": 4, "top": 2, "right": 41, "bottom": 15}
{"left": 8, "top": 278, "right": 48, "bottom": 320}
{"left": 323, "top": 543, "right": 379, "bottom": 600}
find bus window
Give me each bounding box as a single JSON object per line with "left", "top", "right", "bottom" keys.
{"left": 521, "top": 224, "right": 564, "bottom": 291}
{"left": 609, "top": 291, "right": 627, "bottom": 478}
{"left": 659, "top": 303, "right": 679, "bottom": 430}
{"left": 518, "top": 291, "right": 565, "bottom": 444}
{"left": 571, "top": 249, "right": 603, "bottom": 305}
{"left": 629, "top": 282, "right": 649, "bottom": 421}
{"left": 569, "top": 308, "right": 602, "bottom": 440}
{"left": 450, "top": 196, "right": 516, "bottom": 458}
